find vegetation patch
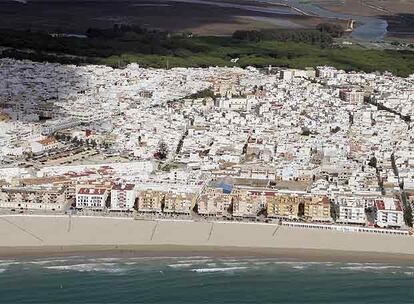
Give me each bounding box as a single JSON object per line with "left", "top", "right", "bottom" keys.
{"left": 0, "top": 25, "right": 413, "bottom": 76}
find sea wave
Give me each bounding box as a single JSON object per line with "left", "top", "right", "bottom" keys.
{"left": 345, "top": 262, "right": 382, "bottom": 266}
{"left": 177, "top": 259, "right": 213, "bottom": 264}
{"left": 292, "top": 265, "right": 308, "bottom": 270}
{"left": 192, "top": 267, "right": 248, "bottom": 273}
{"left": 0, "top": 261, "right": 20, "bottom": 267}
{"left": 168, "top": 263, "right": 194, "bottom": 268}
{"left": 340, "top": 265, "right": 401, "bottom": 272}
{"left": 0, "top": 260, "right": 15, "bottom": 263}
{"left": 252, "top": 261, "right": 273, "bottom": 266}
{"left": 0, "top": 269, "right": 6, "bottom": 273}
{"left": 93, "top": 257, "right": 125, "bottom": 262}
{"left": 29, "top": 259, "right": 71, "bottom": 265}
{"left": 222, "top": 262, "right": 249, "bottom": 267}
{"left": 272, "top": 261, "right": 334, "bottom": 267}
{"left": 46, "top": 263, "right": 124, "bottom": 273}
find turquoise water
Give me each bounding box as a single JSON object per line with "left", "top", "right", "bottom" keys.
{"left": 1, "top": 256, "right": 414, "bottom": 303}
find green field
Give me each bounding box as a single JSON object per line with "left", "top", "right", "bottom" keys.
{"left": 1, "top": 28, "right": 414, "bottom": 76}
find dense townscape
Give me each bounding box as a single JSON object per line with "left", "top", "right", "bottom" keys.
{"left": 0, "top": 58, "right": 414, "bottom": 234}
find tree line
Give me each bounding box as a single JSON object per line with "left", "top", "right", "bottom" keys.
{"left": 232, "top": 23, "right": 346, "bottom": 46}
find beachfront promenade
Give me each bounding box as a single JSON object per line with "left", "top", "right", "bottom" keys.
{"left": 1, "top": 214, "right": 414, "bottom": 256}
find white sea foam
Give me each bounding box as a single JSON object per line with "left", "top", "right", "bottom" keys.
{"left": 293, "top": 265, "right": 308, "bottom": 270}
{"left": 252, "top": 261, "right": 271, "bottom": 266}
{"left": 177, "top": 259, "right": 212, "bottom": 264}
{"left": 0, "top": 269, "right": 6, "bottom": 273}
{"left": 340, "top": 265, "right": 401, "bottom": 271}
{"left": 0, "top": 261, "right": 20, "bottom": 267}
{"left": 174, "top": 256, "right": 210, "bottom": 260}
{"left": 346, "top": 262, "right": 382, "bottom": 266}
{"left": 168, "top": 263, "right": 194, "bottom": 268}
{"left": 222, "top": 262, "right": 249, "bottom": 266}
{"left": 206, "top": 263, "right": 217, "bottom": 267}
{"left": 273, "top": 261, "right": 323, "bottom": 265}
{"left": 192, "top": 267, "right": 248, "bottom": 273}
{"left": 29, "top": 259, "right": 70, "bottom": 265}
{"left": 46, "top": 263, "right": 124, "bottom": 273}
{"left": 93, "top": 257, "right": 123, "bottom": 262}
{"left": 272, "top": 261, "right": 333, "bottom": 267}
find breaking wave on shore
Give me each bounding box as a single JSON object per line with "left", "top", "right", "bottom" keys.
{"left": 192, "top": 266, "right": 249, "bottom": 273}
{"left": 45, "top": 263, "right": 125, "bottom": 273}
{"left": 1, "top": 256, "right": 414, "bottom": 276}
{"left": 2, "top": 255, "right": 414, "bottom": 303}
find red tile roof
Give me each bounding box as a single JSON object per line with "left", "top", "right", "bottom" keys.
{"left": 78, "top": 188, "right": 107, "bottom": 196}
{"left": 375, "top": 200, "right": 385, "bottom": 210}
{"left": 112, "top": 183, "right": 135, "bottom": 191}
{"left": 37, "top": 137, "right": 57, "bottom": 146}
{"left": 375, "top": 199, "right": 403, "bottom": 211}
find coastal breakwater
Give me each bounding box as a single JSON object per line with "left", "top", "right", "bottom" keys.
{"left": 1, "top": 215, "right": 414, "bottom": 257}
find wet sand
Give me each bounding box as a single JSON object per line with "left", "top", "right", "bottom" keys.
{"left": 0, "top": 0, "right": 340, "bottom": 35}
{"left": 2, "top": 245, "right": 414, "bottom": 264}
{"left": 310, "top": 0, "right": 414, "bottom": 16}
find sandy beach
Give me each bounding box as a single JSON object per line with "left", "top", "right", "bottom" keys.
{"left": 1, "top": 215, "right": 414, "bottom": 261}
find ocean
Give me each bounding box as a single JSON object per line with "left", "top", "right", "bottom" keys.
{"left": 1, "top": 255, "right": 414, "bottom": 303}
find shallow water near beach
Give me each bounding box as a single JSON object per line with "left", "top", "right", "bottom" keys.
{"left": 1, "top": 255, "right": 414, "bottom": 303}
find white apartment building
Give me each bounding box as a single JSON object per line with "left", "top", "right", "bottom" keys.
{"left": 41, "top": 118, "right": 81, "bottom": 135}
{"left": 30, "top": 137, "right": 59, "bottom": 154}
{"left": 375, "top": 198, "right": 404, "bottom": 228}
{"left": 76, "top": 187, "right": 109, "bottom": 210}
{"left": 339, "top": 89, "right": 365, "bottom": 104}
{"left": 335, "top": 196, "right": 367, "bottom": 225}
{"left": 215, "top": 97, "right": 247, "bottom": 111}
{"left": 110, "top": 183, "right": 136, "bottom": 211}
{"left": 316, "top": 66, "right": 338, "bottom": 79}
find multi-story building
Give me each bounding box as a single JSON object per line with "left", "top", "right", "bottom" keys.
{"left": 0, "top": 186, "right": 67, "bottom": 211}
{"left": 198, "top": 188, "right": 231, "bottom": 216}
{"left": 231, "top": 188, "right": 264, "bottom": 218}
{"left": 110, "top": 183, "right": 136, "bottom": 211}
{"left": 76, "top": 187, "right": 109, "bottom": 210}
{"left": 267, "top": 194, "right": 301, "bottom": 219}
{"left": 316, "top": 66, "right": 338, "bottom": 78}
{"left": 31, "top": 137, "right": 59, "bottom": 154}
{"left": 339, "top": 89, "right": 365, "bottom": 104}
{"left": 137, "top": 189, "right": 164, "bottom": 213}
{"left": 41, "top": 118, "right": 81, "bottom": 136}
{"left": 375, "top": 198, "right": 404, "bottom": 228}
{"left": 334, "top": 196, "right": 367, "bottom": 225}
{"left": 164, "top": 191, "right": 196, "bottom": 214}
{"left": 304, "top": 196, "right": 332, "bottom": 222}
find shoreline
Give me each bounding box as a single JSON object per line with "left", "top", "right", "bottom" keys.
{"left": 2, "top": 245, "right": 414, "bottom": 264}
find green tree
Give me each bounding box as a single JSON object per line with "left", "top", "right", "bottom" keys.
{"left": 155, "top": 140, "right": 169, "bottom": 160}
